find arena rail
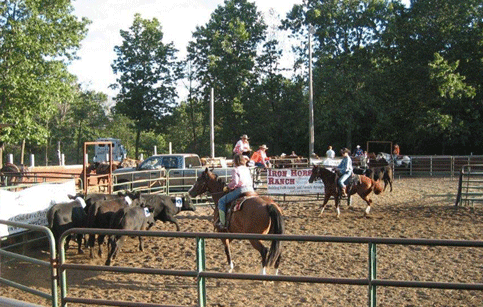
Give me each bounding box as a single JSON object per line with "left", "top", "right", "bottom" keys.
{"left": 60, "top": 228, "right": 483, "bottom": 307}
{"left": 395, "top": 155, "right": 483, "bottom": 177}
{"left": 0, "top": 220, "right": 59, "bottom": 307}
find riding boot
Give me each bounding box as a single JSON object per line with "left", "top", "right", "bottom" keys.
{"left": 341, "top": 186, "right": 348, "bottom": 197}
{"left": 215, "top": 210, "right": 228, "bottom": 232}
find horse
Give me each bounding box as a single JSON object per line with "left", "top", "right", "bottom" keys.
{"left": 308, "top": 165, "right": 376, "bottom": 218}
{"left": 0, "top": 162, "right": 27, "bottom": 186}
{"left": 93, "top": 162, "right": 122, "bottom": 191}
{"left": 188, "top": 168, "right": 284, "bottom": 275}
{"left": 120, "top": 158, "right": 141, "bottom": 168}
{"left": 376, "top": 152, "right": 411, "bottom": 168}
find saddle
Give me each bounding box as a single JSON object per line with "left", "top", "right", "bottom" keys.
{"left": 334, "top": 172, "right": 360, "bottom": 197}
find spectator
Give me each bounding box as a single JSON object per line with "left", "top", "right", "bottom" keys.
{"left": 250, "top": 145, "right": 271, "bottom": 168}
{"left": 354, "top": 145, "right": 364, "bottom": 157}
{"left": 233, "top": 134, "right": 251, "bottom": 157}
{"left": 326, "top": 146, "right": 335, "bottom": 159}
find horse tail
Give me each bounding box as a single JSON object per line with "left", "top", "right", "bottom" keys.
{"left": 266, "top": 203, "right": 284, "bottom": 267}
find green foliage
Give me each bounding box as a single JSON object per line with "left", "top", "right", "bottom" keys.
{"left": 187, "top": 0, "right": 267, "bottom": 145}
{"left": 111, "top": 13, "right": 180, "bottom": 157}
{"left": 0, "top": 0, "right": 90, "bottom": 147}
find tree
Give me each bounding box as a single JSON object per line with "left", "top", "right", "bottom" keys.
{"left": 111, "top": 13, "right": 179, "bottom": 158}
{"left": 187, "top": 0, "right": 267, "bottom": 150}
{"left": 0, "top": 0, "right": 90, "bottom": 148}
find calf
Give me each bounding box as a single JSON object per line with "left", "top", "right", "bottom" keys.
{"left": 85, "top": 193, "right": 141, "bottom": 258}
{"left": 141, "top": 194, "right": 195, "bottom": 231}
{"left": 105, "top": 206, "right": 155, "bottom": 266}
{"left": 47, "top": 197, "right": 88, "bottom": 254}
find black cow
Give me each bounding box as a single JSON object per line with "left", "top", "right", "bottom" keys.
{"left": 105, "top": 206, "right": 155, "bottom": 266}
{"left": 47, "top": 197, "right": 88, "bottom": 254}
{"left": 85, "top": 193, "right": 142, "bottom": 258}
{"left": 141, "top": 194, "right": 195, "bottom": 231}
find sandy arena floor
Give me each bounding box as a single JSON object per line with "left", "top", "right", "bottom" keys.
{"left": 1, "top": 177, "right": 482, "bottom": 306}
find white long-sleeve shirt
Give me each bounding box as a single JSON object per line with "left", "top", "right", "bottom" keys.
{"left": 228, "top": 165, "right": 253, "bottom": 190}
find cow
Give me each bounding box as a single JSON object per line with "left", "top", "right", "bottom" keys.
{"left": 140, "top": 194, "right": 195, "bottom": 231}
{"left": 105, "top": 206, "right": 155, "bottom": 266}
{"left": 47, "top": 197, "right": 88, "bottom": 254}
{"left": 85, "top": 192, "right": 142, "bottom": 258}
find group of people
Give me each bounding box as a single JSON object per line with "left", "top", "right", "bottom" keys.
{"left": 233, "top": 134, "right": 271, "bottom": 168}
{"left": 218, "top": 135, "right": 400, "bottom": 229}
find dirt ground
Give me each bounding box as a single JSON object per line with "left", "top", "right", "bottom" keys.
{"left": 1, "top": 177, "right": 483, "bottom": 306}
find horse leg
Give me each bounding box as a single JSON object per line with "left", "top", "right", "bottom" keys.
{"left": 335, "top": 196, "right": 341, "bottom": 219}
{"left": 273, "top": 252, "right": 282, "bottom": 275}
{"left": 221, "top": 239, "right": 234, "bottom": 273}
{"left": 358, "top": 190, "right": 373, "bottom": 217}
{"left": 319, "top": 193, "right": 331, "bottom": 216}
{"left": 248, "top": 239, "right": 269, "bottom": 274}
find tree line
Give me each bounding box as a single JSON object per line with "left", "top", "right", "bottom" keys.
{"left": 1, "top": 0, "right": 482, "bottom": 165}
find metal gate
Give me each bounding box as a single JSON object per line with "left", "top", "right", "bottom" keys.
{"left": 455, "top": 164, "right": 483, "bottom": 206}
{"left": 0, "top": 220, "right": 58, "bottom": 307}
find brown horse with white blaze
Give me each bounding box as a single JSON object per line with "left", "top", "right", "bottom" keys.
{"left": 188, "top": 168, "right": 284, "bottom": 275}
{"left": 308, "top": 165, "right": 376, "bottom": 218}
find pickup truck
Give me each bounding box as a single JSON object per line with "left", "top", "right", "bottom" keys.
{"left": 112, "top": 153, "right": 231, "bottom": 193}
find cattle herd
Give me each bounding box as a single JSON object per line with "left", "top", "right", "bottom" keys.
{"left": 47, "top": 191, "right": 195, "bottom": 266}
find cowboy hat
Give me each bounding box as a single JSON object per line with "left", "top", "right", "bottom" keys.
{"left": 240, "top": 134, "right": 249, "bottom": 139}
{"left": 259, "top": 144, "right": 268, "bottom": 150}
{"left": 340, "top": 148, "right": 351, "bottom": 154}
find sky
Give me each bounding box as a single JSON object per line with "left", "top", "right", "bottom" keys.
{"left": 68, "top": 0, "right": 304, "bottom": 100}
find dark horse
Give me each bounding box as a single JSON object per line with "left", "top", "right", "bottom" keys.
{"left": 0, "top": 162, "right": 27, "bottom": 186}
{"left": 308, "top": 165, "right": 376, "bottom": 218}
{"left": 188, "top": 168, "right": 284, "bottom": 274}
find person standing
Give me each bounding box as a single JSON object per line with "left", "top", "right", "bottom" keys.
{"left": 336, "top": 148, "right": 353, "bottom": 197}
{"left": 392, "top": 144, "right": 400, "bottom": 162}
{"left": 215, "top": 154, "right": 254, "bottom": 230}
{"left": 354, "top": 145, "right": 363, "bottom": 157}
{"left": 326, "top": 146, "right": 335, "bottom": 159}
{"left": 233, "top": 134, "right": 252, "bottom": 157}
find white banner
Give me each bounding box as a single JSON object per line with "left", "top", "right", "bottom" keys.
{"left": 267, "top": 168, "right": 324, "bottom": 195}
{"left": 0, "top": 180, "right": 76, "bottom": 236}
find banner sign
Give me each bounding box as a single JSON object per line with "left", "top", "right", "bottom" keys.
{"left": 0, "top": 180, "right": 76, "bottom": 236}
{"left": 267, "top": 168, "right": 324, "bottom": 195}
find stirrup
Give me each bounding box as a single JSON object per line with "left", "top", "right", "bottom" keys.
{"left": 214, "top": 222, "right": 228, "bottom": 232}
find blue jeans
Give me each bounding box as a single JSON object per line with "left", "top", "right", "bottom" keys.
{"left": 338, "top": 171, "right": 351, "bottom": 189}
{"left": 218, "top": 186, "right": 254, "bottom": 213}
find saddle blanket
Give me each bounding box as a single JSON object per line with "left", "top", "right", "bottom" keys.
{"left": 233, "top": 196, "right": 258, "bottom": 212}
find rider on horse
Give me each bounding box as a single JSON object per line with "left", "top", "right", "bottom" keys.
{"left": 336, "top": 148, "right": 353, "bottom": 197}
{"left": 215, "top": 154, "right": 254, "bottom": 231}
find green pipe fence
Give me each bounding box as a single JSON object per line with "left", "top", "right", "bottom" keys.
{"left": 60, "top": 228, "right": 483, "bottom": 307}
{"left": 0, "top": 220, "right": 58, "bottom": 307}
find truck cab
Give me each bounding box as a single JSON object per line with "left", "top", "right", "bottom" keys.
{"left": 113, "top": 153, "right": 213, "bottom": 193}
{"left": 93, "top": 138, "right": 127, "bottom": 163}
